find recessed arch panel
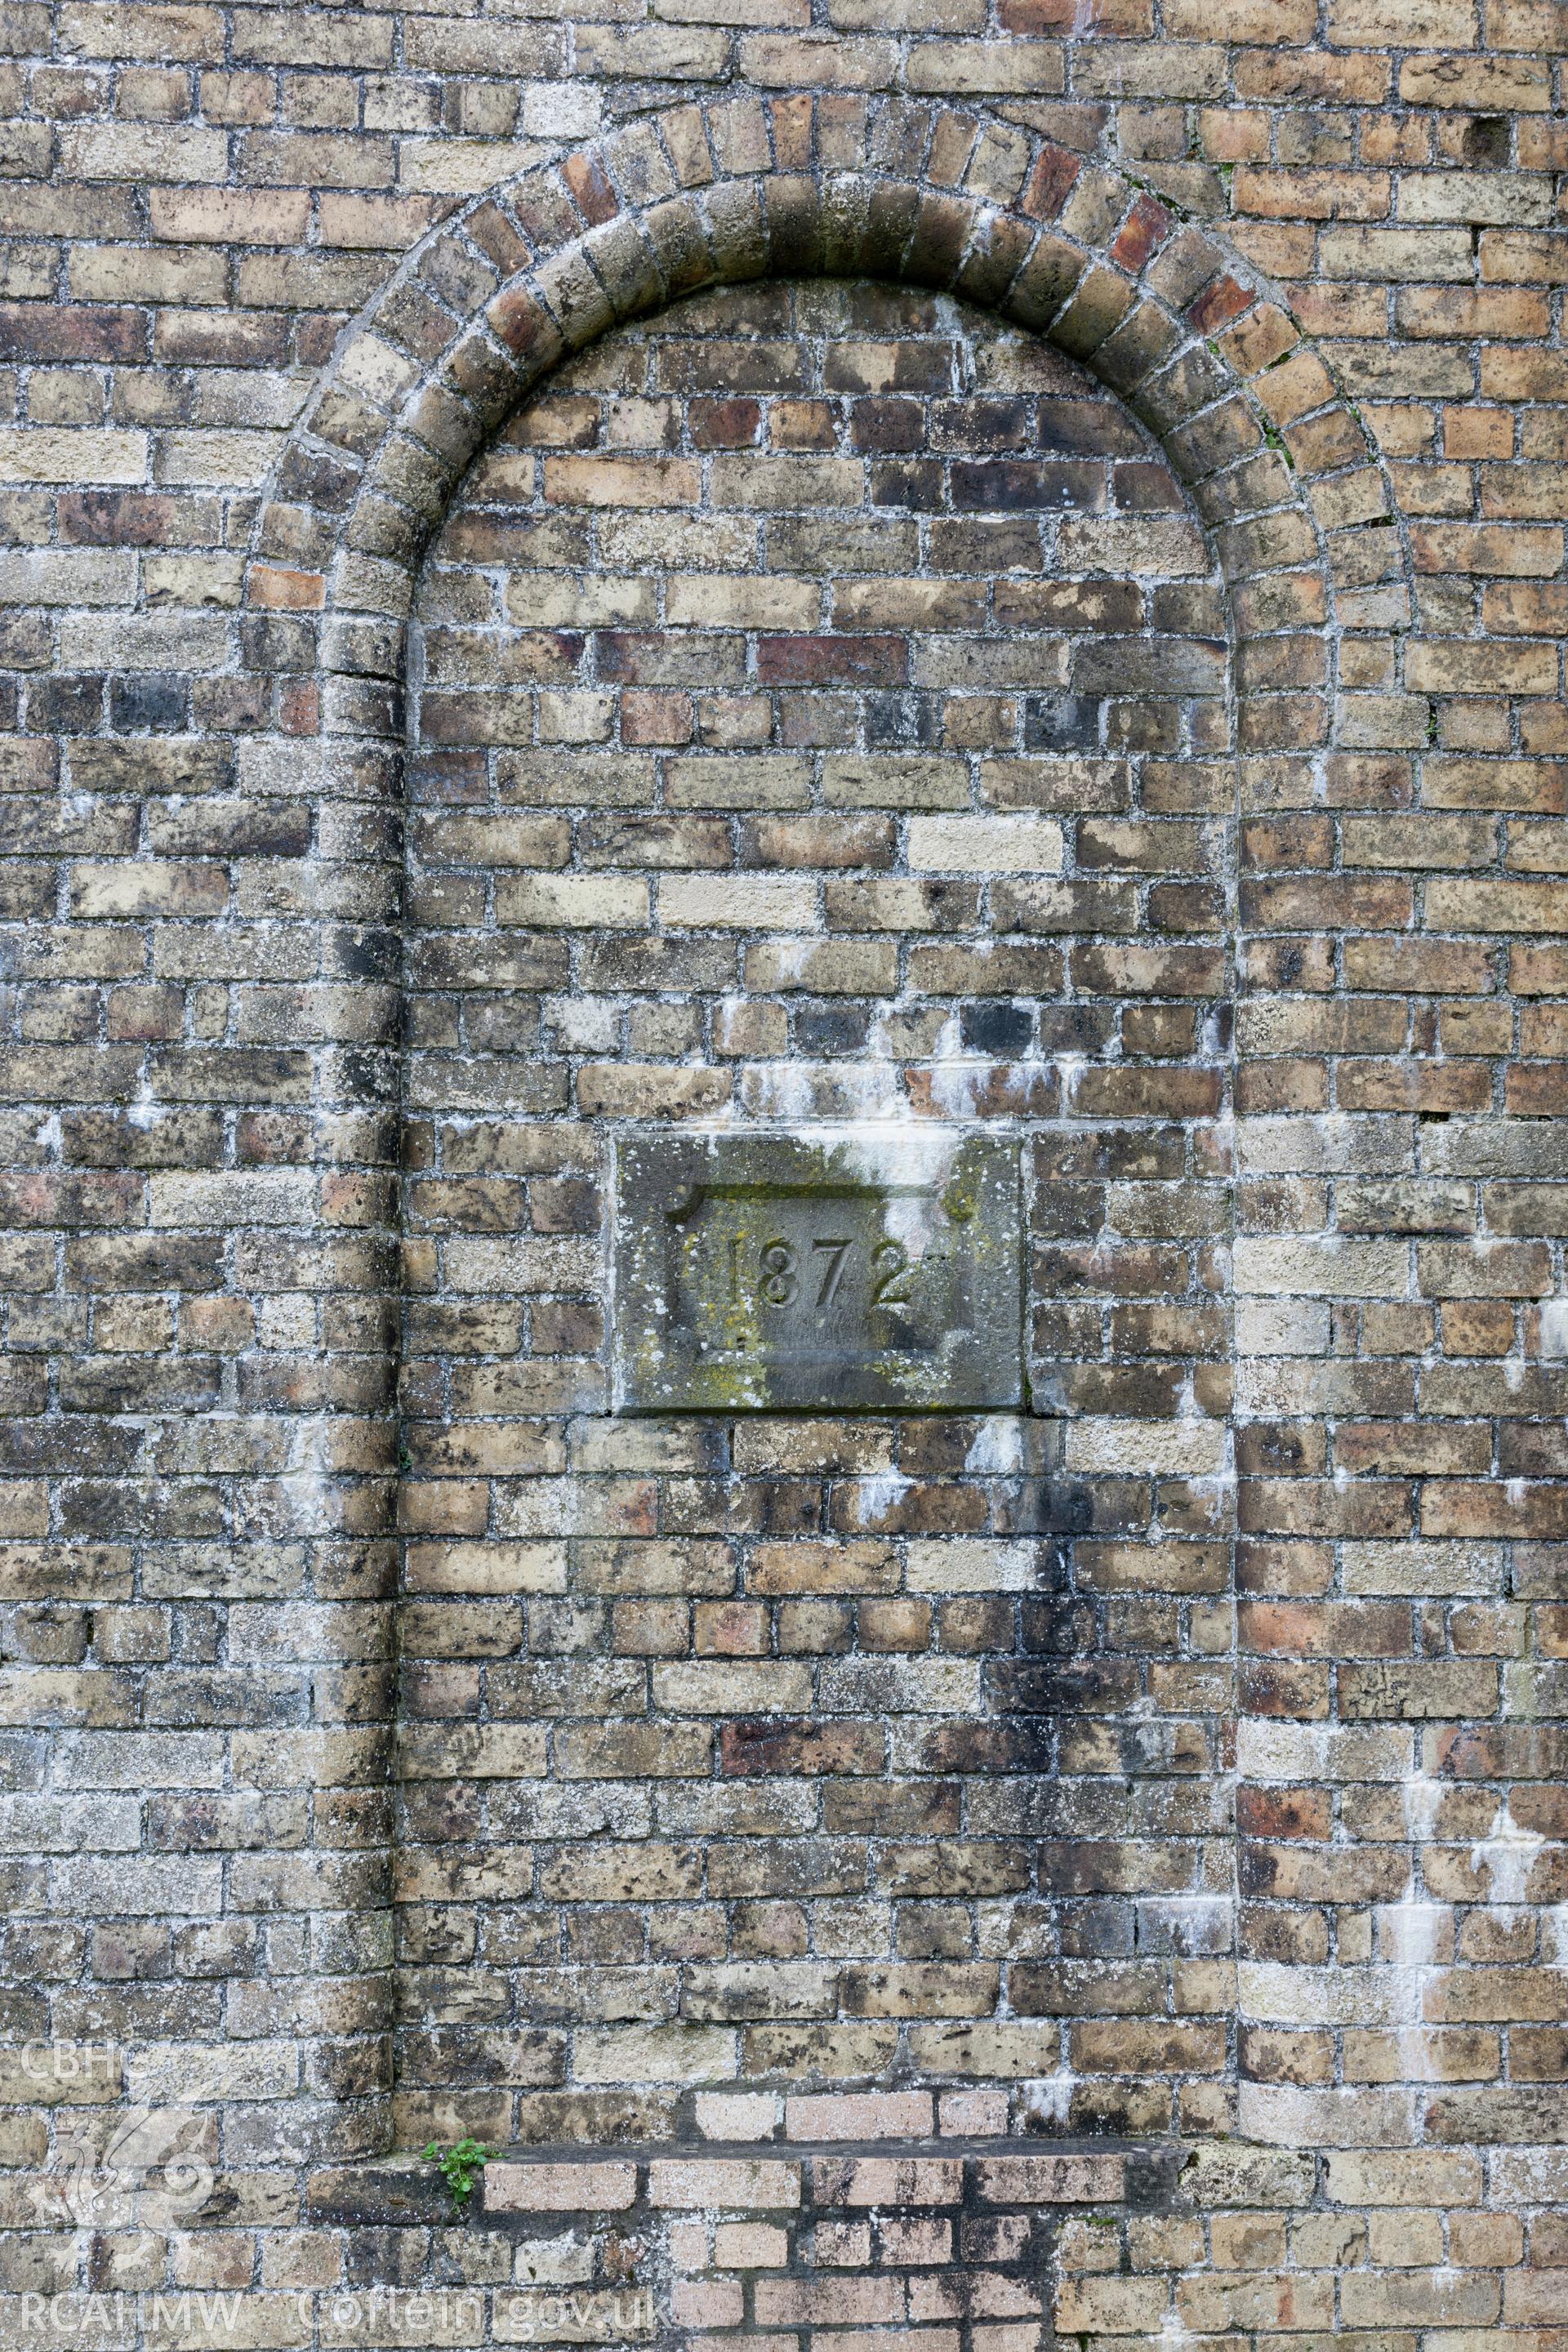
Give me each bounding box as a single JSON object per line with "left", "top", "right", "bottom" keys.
{"left": 391, "top": 274, "right": 1238, "bottom": 2139}
{"left": 224, "top": 103, "right": 1405, "bottom": 2153}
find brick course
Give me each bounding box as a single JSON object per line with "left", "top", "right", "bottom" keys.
{"left": 0, "top": 6, "right": 1564, "bottom": 2347}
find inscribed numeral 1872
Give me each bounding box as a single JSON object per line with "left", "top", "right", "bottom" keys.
{"left": 612, "top": 1130, "right": 1023, "bottom": 1414}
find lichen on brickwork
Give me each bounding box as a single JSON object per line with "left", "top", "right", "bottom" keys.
{"left": 0, "top": 3, "right": 1564, "bottom": 2345}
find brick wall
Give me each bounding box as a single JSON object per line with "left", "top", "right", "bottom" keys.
{"left": 395, "top": 276, "right": 1235, "bottom": 2155}
{"left": 0, "top": 3, "right": 1565, "bottom": 2349}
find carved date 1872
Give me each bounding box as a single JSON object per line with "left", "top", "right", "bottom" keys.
{"left": 612, "top": 1130, "right": 1023, "bottom": 1414}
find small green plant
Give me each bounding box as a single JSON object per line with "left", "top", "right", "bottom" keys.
{"left": 423, "top": 2136, "right": 492, "bottom": 2210}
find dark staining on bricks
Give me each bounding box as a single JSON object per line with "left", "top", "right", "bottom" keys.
{"left": 1, "top": 34, "right": 1560, "bottom": 2349}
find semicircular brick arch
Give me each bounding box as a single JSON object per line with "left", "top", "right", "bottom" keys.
{"left": 223, "top": 96, "right": 1411, "bottom": 2163}
{"left": 245, "top": 96, "right": 1396, "bottom": 751}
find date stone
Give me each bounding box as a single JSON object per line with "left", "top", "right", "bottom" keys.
{"left": 612, "top": 1129, "right": 1023, "bottom": 1413}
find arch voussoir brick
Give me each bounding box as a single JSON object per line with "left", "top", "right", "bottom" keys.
{"left": 244, "top": 96, "right": 1401, "bottom": 733}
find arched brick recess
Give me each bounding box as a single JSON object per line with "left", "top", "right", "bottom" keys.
{"left": 223, "top": 97, "right": 1409, "bottom": 2160}
{"left": 400, "top": 280, "right": 1240, "bottom": 2153}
